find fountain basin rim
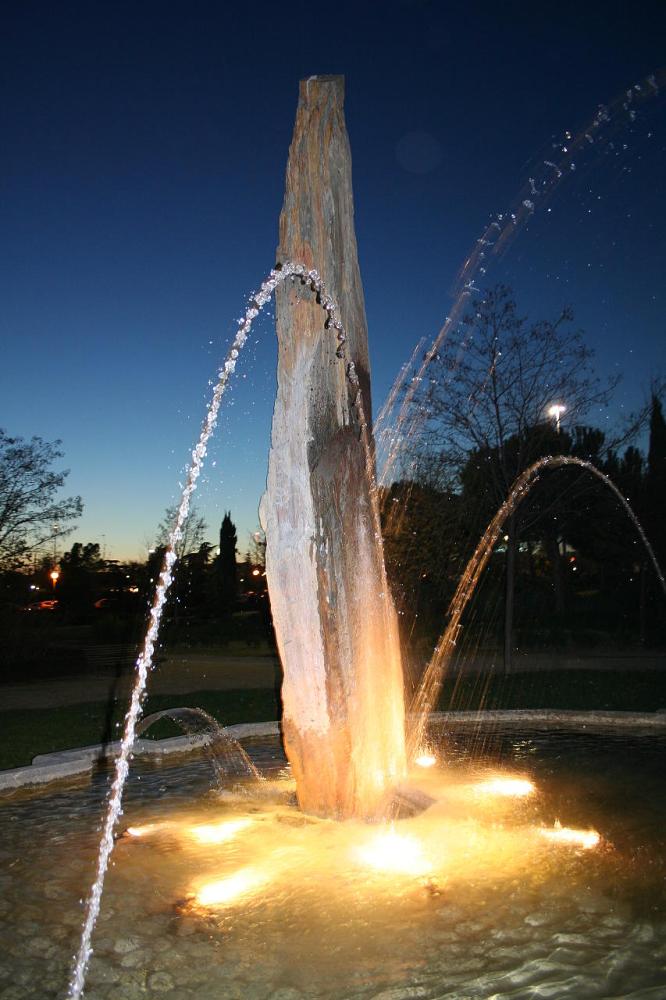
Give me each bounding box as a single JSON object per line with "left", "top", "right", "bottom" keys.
{"left": 0, "top": 721, "right": 280, "bottom": 792}
{"left": 3, "top": 710, "right": 666, "bottom": 793}
{"left": 427, "top": 708, "right": 666, "bottom": 730}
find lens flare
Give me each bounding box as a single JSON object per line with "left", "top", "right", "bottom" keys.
{"left": 355, "top": 827, "right": 432, "bottom": 876}
{"left": 195, "top": 867, "right": 268, "bottom": 907}
{"left": 538, "top": 824, "right": 600, "bottom": 849}
{"left": 475, "top": 777, "right": 536, "bottom": 797}
{"left": 188, "top": 818, "right": 253, "bottom": 845}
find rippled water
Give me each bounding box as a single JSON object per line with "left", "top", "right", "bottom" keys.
{"left": 1, "top": 727, "right": 665, "bottom": 1000}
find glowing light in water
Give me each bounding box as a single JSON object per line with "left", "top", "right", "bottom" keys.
{"left": 356, "top": 827, "right": 432, "bottom": 877}
{"left": 195, "top": 867, "right": 268, "bottom": 907}
{"left": 188, "top": 818, "right": 253, "bottom": 845}
{"left": 125, "top": 822, "right": 169, "bottom": 839}
{"left": 476, "top": 777, "right": 536, "bottom": 797}
{"left": 414, "top": 752, "right": 437, "bottom": 768}
{"left": 539, "top": 824, "right": 600, "bottom": 850}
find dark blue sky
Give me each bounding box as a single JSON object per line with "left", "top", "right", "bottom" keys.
{"left": 2, "top": 1, "right": 665, "bottom": 559}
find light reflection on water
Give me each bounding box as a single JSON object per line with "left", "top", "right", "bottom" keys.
{"left": 1, "top": 729, "right": 666, "bottom": 999}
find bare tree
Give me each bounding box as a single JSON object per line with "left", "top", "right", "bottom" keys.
{"left": 421, "top": 285, "right": 618, "bottom": 490}
{"left": 247, "top": 528, "right": 266, "bottom": 570}
{"left": 155, "top": 504, "right": 207, "bottom": 560}
{"left": 411, "top": 285, "right": 619, "bottom": 669}
{"left": 0, "top": 430, "right": 83, "bottom": 569}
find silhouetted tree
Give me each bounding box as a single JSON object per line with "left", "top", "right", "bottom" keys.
{"left": 247, "top": 528, "right": 266, "bottom": 571}
{"left": 59, "top": 542, "right": 103, "bottom": 619}
{"left": 403, "top": 286, "right": 619, "bottom": 666}
{"left": 153, "top": 505, "right": 209, "bottom": 623}
{"left": 183, "top": 541, "right": 214, "bottom": 614}
{"left": 155, "top": 504, "right": 207, "bottom": 559}
{"left": 216, "top": 512, "right": 238, "bottom": 613}
{"left": 381, "top": 479, "right": 463, "bottom": 638}
{"left": 0, "top": 430, "right": 83, "bottom": 569}
{"left": 646, "top": 394, "right": 666, "bottom": 566}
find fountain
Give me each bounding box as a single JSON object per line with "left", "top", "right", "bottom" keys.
{"left": 1, "top": 74, "right": 665, "bottom": 1000}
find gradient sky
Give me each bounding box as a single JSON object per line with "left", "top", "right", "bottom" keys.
{"left": 2, "top": 1, "right": 665, "bottom": 561}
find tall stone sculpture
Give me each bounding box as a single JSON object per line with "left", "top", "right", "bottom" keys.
{"left": 260, "top": 76, "right": 406, "bottom": 819}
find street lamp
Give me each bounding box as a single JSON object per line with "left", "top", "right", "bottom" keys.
{"left": 548, "top": 403, "right": 566, "bottom": 433}
{"left": 50, "top": 568, "right": 60, "bottom": 590}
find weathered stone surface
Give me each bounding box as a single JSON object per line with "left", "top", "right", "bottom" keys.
{"left": 261, "top": 76, "right": 406, "bottom": 818}
{"left": 147, "top": 970, "right": 175, "bottom": 992}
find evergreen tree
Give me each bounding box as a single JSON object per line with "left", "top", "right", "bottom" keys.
{"left": 217, "top": 512, "right": 238, "bottom": 612}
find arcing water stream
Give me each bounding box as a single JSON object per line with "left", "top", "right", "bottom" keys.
{"left": 406, "top": 455, "right": 666, "bottom": 760}
{"left": 135, "top": 706, "right": 264, "bottom": 785}
{"left": 67, "top": 260, "right": 377, "bottom": 999}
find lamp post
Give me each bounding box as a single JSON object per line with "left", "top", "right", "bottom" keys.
{"left": 548, "top": 403, "right": 566, "bottom": 433}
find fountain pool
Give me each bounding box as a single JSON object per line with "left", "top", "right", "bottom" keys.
{"left": 2, "top": 723, "right": 666, "bottom": 999}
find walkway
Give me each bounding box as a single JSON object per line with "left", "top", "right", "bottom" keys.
{"left": 0, "top": 652, "right": 281, "bottom": 711}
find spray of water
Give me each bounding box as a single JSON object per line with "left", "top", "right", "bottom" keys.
{"left": 135, "top": 707, "right": 264, "bottom": 784}
{"left": 375, "top": 69, "right": 664, "bottom": 494}
{"left": 406, "top": 455, "right": 666, "bottom": 760}
{"left": 67, "top": 260, "right": 364, "bottom": 999}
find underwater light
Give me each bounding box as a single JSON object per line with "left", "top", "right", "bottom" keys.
{"left": 188, "top": 818, "right": 253, "bottom": 845}
{"left": 538, "top": 824, "right": 600, "bottom": 849}
{"left": 356, "top": 827, "right": 432, "bottom": 877}
{"left": 195, "top": 868, "right": 268, "bottom": 907}
{"left": 475, "top": 777, "right": 536, "bottom": 797}
{"left": 125, "top": 822, "right": 169, "bottom": 839}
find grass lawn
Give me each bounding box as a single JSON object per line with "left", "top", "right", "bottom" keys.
{"left": 0, "top": 688, "right": 280, "bottom": 771}
{"left": 437, "top": 669, "right": 666, "bottom": 714}
{"left": 1, "top": 669, "right": 665, "bottom": 772}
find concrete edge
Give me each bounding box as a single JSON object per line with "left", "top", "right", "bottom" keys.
{"left": 0, "top": 758, "right": 93, "bottom": 790}
{"left": 2, "top": 711, "right": 664, "bottom": 793}
{"left": 427, "top": 709, "right": 666, "bottom": 729}
{"left": 0, "top": 721, "right": 281, "bottom": 792}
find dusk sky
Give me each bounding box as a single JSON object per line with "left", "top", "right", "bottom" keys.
{"left": 2, "top": 1, "right": 665, "bottom": 561}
